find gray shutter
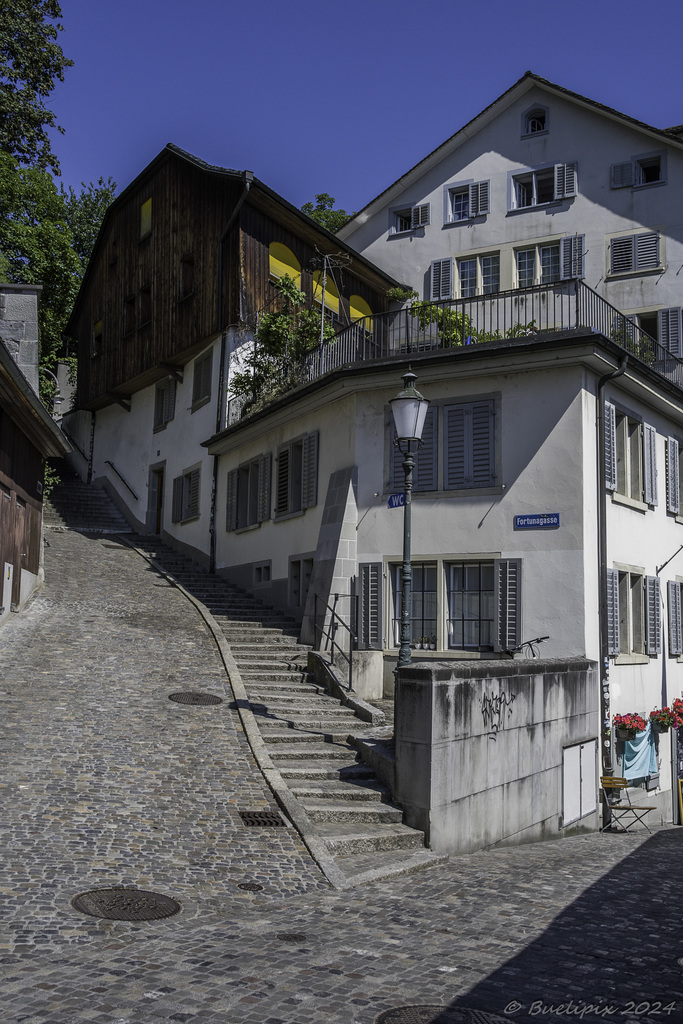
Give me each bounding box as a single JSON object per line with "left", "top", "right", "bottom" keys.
{"left": 611, "top": 162, "right": 634, "bottom": 188}
{"left": 668, "top": 580, "right": 682, "bottom": 656}
{"left": 445, "top": 404, "right": 466, "bottom": 488}
{"left": 560, "top": 235, "right": 585, "bottom": 279}
{"left": 430, "top": 258, "right": 452, "bottom": 301}
{"left": 226, "top": 467, "right": 238, "bottom": 531}
{"left": 358, "top": 563, "right": 384, "bottom": 650}
{"left": 275, "top": 445, "right": 290, "bottom": 515}
{"left": 643, "top": 424, "right": 658, "bottom": 505}
{"left": 193, "top": 352, "right": 212, "bottom": 404}
{"left": 391, "top": 412, "right": 437, "bottom": 491}
{"left": 257, "top": 453, "right": 271, "bottom": 523}
{"left": 470, "top": 400, "right": 495, "bottom": 485}
{"left": 493, "top": 558, "right": 521, "bottom": 653}
{"left": 646, "top": 575, "right": 661, "bottom": 656}
{"left": 555, "top": 162, "right": 576, "bottom": 198}
{"left": 411, "top": 203, "right": 430, "bottom": 228}
{"left": 606, "top": 568, "right": 620, "bottom": 656}
{"left": 604, "top": 402, "right": 617, "bottom": 492}
{"left": 469, "top": 181, "right": 490, "bottom": 216}
{"left": 187, "top": 469, "right": 200, "bottom": 519}
{"left": 658, "top": 308, "right": 683, "bottom": 356}
{"left": 635, "top": 232, "right": 659, "bottom": 270}
{"left": 302, "top": 432, "right": 318, "bottom": 509}
{"left": 667, "top": 437, "right": 680, "bottom": 514}
{"left": 611, "top": 236, "right": 635, "bottom": 274}
{"left": 172, "top": 475, "right": 183, "bottom": 523}
{"left": 154, "top": 386, "right": 164, "bottom": 429}
{"left": 164, "top": 379, "right": 176, "bottom": 423}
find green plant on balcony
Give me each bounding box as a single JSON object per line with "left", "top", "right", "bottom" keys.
{"left": 410, "top": 300, "right": 475, "bottom": 347}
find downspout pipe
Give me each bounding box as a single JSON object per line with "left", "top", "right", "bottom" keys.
{"left": 210, "top": 170, "right": 253, "bottom": 575}
{"left": 597, "top": 354, "right": 628, "bottom": 818}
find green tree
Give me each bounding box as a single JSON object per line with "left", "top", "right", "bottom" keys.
{"left": 62, "top": 176, "right": 117, "bottom": 274}
{"left": 0, "top": 151, "right": 79, "bottom": 364}
{"left": 230, "top": 275, "right": 335, "bottom": 413}
{"left": 0, "top": 0, "right": 73, "bottom": 174}
{"left": 301, "top": 193, "right": 354, "bottom": 233}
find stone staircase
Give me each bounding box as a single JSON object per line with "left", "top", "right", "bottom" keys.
{"left": 44, "top": 477, "right": 132, "bottom": 533}
{"left": 45, "top": 479, "right": 444, "bottom": 885}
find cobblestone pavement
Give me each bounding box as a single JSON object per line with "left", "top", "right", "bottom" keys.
{"left": 1, "top": 530, "right": 682, "bottom": 1024}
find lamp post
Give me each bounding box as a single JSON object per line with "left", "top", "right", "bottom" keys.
{"left": 390, "top": 368, "right": 430, "bottom": 670}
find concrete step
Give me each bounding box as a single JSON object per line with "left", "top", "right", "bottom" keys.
{"left": 259, "top": 726, "right": 363, "bottom": 745}
{"left": 268, "top": 743, "right": 356, "bottom": 761}
{"left": 277, "top": 761, "right": 376, "bottom": 780}
{"left": 303, "top": 801, "right": 403, "bottom": 825}
{"left": 337, "top": 848, "right": 449, "bottom": 887}
{"left": 316, "top": 822, "right": 426, "bottom": 856}
{"left": 288, "top": 779, "right": 388, "bottom": 802}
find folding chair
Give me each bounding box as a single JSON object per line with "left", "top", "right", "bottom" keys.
{"left": 600, "top": 776, "right": 655, "bottom": 833}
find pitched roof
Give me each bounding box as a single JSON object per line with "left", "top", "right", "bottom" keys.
{"left": 337, "top": 71, "right": 683, "bottom": 236}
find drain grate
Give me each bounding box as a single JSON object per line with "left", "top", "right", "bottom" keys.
{"left": 239, "top": 810, "right": 286, "bottom": 827}
{"left": 276, "top": 932, "right": 307, "bottom": 943}
{"left": 375, "top": 1010, "right": 506, "bottom": 1024}
{"left": 71, "top": 887, "right": 181, "bottom": 921}
{"left": 237, "top": 882, "right": 264, "bottom": 892}
{"left": 168, "top": 691, "right": 223, "bottom": 705}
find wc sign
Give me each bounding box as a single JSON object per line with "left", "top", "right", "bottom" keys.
{"left": 388, "top": 493, "right": 405, "bottom": 509}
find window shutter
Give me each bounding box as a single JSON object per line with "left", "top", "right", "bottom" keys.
{"left": 445, "top": 404, "right": 466, "bottom": 488}
{"left": 667, "top": 437, "right": 680, "bottom": 514}
{"left": 643, "top": 424, "right": 658, "bottom": 506}
{"left": 560, "top": 235, "right": 585, "bottom": 279}
{"left": 193, "top": 351, "right": 212, "bottom": 404}
{"left": 635, "top": 232, "right": 659, "bottom": 270}
{"left": 257, "top": 453, "right": 271, "bottom": 523}
{"left": 611, "top": 236, "right": 635, "bottom": 274}
{"left": 606, "top": 567, "right": 620, "bottom": 656}
{"left": 415, "top": 407, "right": 438, "bottom": 490}
{"left": 469, "top": 181, "right": 490, "bottom": 216}
{"left": 411, "top": 203, "right": 430, "bottom": 228}
{"left": 154, "top": 387, "right": 165, "bottom": 429}
{"left": 164, "top": 379, "right": 176, "bottom": 423}
{"left": 470, "top": 400, "right": 495, "bottom": 486}
{"left": 172, "top": 475, "right": 183, "bottom": 523}
{"left": 658, "top": 308, "right": 682, "bottom": 356}
{"left": 302, "top": 431, "right": 319, "bottom": 509}
{"left": 645, "top": 575, "right": 661, "bottom": 656}
{"left": 430, "top": 258, "right": 453, "bottom": 301}
{"left": 275, "top": 446, "right": 290, "bottom": 515}
{"left": 611, "top": 162, "right": 634, "bottom": 188}
{"left": 493, "top": 558, "right": 522, "bottom": 653}
{"left": 226, "top": 468, "right": 238, "bottom": 531}
{"left": 358, "top": 563, "right": 384, "bottom": 650}
{"left": 604, "top": 402, "right": 617, "bottom": 491}
{"left": 668, "top": 580, "right": 682, "bottom": 656}
{"left": 187, "top": 469, "right": 200, "bottom": 519}
{"left": 555, "top": 162, "right": 577, "bottom": 199}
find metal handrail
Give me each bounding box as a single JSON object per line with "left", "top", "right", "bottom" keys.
{"left": 314, "top": 592, "right": 357, "bottom": 691}
{"left": 104, "top": 460, "right": 138, "bottom": 501}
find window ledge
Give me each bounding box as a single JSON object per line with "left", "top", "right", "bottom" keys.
{"left": 389, "top": 486, "right": 502, "bottom": 500}
{"left": 610, "top": 492, "right": 648, "bottom": 513}
{"left": 605, "top": 267, "right": 664, "bottom": 281}
{"left": 675, "top": 514, "right": 683, "bottom": 526}
{"left": 632, "top": 180, "right": 666, "bottom": 192}
{"left": 388, "top": 230, "right": 416, "bottom": 239}
{"left": 176, "top": 515, "right": 200, "bottom": 526}
{"left": 273, "top": 509, "right": 305, "bottom": 523}
{"left": 521, "top": 129, "right": 549, "bottom": 139}
{"left": 615, "top": 653, "right": 649, "bottom": 665}
{"left": 152, "top": 423, "right": 168, "bottom": 434}
{"left": 191, "top": 396, "right": 211, "bottom": 413}
{"left": 235, "top": 522, "right": 261, "bottom": 534}
{"left": 442, "top": 216, "right": 486, "bottom": 229}
{"left": 507, "top": 200, "right": 566, "bottom": 216}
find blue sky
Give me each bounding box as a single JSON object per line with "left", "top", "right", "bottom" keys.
{"left": 50, "top": 0, "right": 683, "bottom": 213}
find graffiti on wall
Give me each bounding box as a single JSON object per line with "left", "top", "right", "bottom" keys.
{"left": 481, "top": 691, "right": 516, "bottom": 734}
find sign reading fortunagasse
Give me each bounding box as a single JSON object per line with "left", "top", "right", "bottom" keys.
{"left": 514, "top": 513, "right": 560, "bottom": 530}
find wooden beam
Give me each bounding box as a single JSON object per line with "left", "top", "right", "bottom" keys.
{"left": 160, "top": 363, "right": 184, "bottom": 383}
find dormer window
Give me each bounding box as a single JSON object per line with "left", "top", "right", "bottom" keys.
{"left": 522, "top": 106, "right": 548, "bottom": 136}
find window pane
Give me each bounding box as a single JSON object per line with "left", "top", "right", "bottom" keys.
{"left": 464, "top": 564, "right": 480, "bottom": 591}
{"left": 481, "top": 255, "right": 499, "bottom": 294}
{"left": 464, "top": 620, "right": 480, "bottom": 646}
{"left": 536, "top": 170, "right": 554, "bottom": 204}
{"left": 517, "top": 250, "right": 535, "bottom": 288}
{"left": 540, "top": 245, "right": 560, "bottom": 284}
{"left": 515, "top": 175, "right": 532, "bottom": 208}
{"left": 459, "top": 259, "right": 477, "bottom": 298}
{"left": 452, "top": 189, "right": 469, "bottom": 221}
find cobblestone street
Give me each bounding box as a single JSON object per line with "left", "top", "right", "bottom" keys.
{"left": 1, "top": 528, "right": 682, "bottom": 1024}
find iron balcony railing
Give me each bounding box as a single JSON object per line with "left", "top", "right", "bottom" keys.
{"left": 301, "top": 279, "right": 683, "bottom": 389}
{"left": 226, "top": 280, "right": 683, "bottom": 424}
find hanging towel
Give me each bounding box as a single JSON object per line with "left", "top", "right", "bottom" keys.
{"left": 623, "top": 721, "right": 657, "bottom": 780}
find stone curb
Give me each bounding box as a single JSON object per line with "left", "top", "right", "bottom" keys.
{"left": 307, "top": 651, "right": 386, "bottom": 725}
{"left": 119, "top": 537, "right": 351, "bottom": 892}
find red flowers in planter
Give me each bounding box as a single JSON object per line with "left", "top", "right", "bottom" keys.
{"left": 650, "top": 706, "right": 683, "bottom": 730}
{"left": 613, "top": 713, "right": 648, "bottom": 733}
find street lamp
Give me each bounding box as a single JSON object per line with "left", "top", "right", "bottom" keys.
{"left": 390, "top": 367, "right": 430, "bottom": 670}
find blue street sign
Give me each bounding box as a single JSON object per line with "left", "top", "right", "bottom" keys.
{"left": 388, "top": 493, "right": 405, "bottom": 509}
{"left": 514, "top": 513, "right": 560, "bottom": 530}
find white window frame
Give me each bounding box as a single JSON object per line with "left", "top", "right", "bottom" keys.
{"left": 509, "top": 163, "right": 576, "bottom": 211}
{"left": 514, "top": 237, "right": 584, "bottom": 287}
{"left": 445, "top": 181, "right": 490, "bottom": 224}
{"left": 521, "top": 105, "right": 548, "bottom": 137}
{"left": 608, "top": 566, "right": 660, "bottom": 659}
{"left": 456, "top": 252, "right": 500, "bottom": 297}
{"left": 391, "top": 203, "right": 430, "bottom": 235}
{"left": 605, "top": 403, "right": 657, "bottom": 506}
{"left": 226, "top": 453, "right": 271, "bottom": 531}
{"left": 611, "top": 152, "right": 665, "bottom": 190}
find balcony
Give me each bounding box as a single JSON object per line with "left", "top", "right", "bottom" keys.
{"left": 228, "top": 281, "right": 683, "bottom": 423}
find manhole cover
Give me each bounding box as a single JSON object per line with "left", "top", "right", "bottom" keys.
{"left": 276, "top": 932, "right": 307, "bottom": 943}
{"left": 239, "top": 810, "right": 286, "bottom": 827}
{"left": 375, "top": 1009, "right": 506, "bottom": 1024}
{"left": 238, "top": 882, "right": 264, "bottom": 892}
{"left": 168, "top": 692, "right": 223, "bottom": 705}
{"left": 71, "top": 887, "right": 181, "bottom": 921}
